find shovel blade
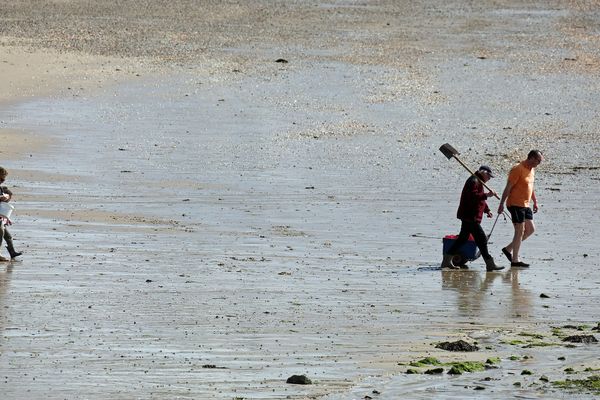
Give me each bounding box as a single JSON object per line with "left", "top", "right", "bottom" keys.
{"left": 439, "top": 143, "right": 459, "bottom": 159}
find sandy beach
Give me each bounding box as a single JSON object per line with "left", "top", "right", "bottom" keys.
{"left": 1, "top": 1, "right": 600, "bottom": 399}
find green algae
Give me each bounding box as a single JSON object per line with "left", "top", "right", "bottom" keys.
{"left": 407, "top": 357, "right": 493, "bottom": 376}
{"left": 552, "top": 327, "right": 564, "bottom": 337}
{"left": 523, "top": 341, "right": 558, "bottom": 348}
{"left": 553, "top": 375, "right": 600, "bottom": 394}
{"left": 519, "top": 332, "right": 545, "bottom": 339}
{"left": 562, "top": 324, "right": 591, "bottom": 331}
{"left": 447, "top": 361, "right": 486, "bottom": 375}
{"left": 409, "top": 357, "right": 442, "bottom": 367}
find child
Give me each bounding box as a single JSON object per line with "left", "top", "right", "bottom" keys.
{"left": 0, "top": 166, "right": 22, "bottom": 261}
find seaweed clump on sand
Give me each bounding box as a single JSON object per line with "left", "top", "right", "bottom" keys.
{"left": 405, "top": 357, "right": 490, "bottom": 375}
{"left": 553, "top": 375, "right": 600, "bottom": 394}
{"left": 562, "top": 335, "right": 598, "bottom": 344}
{"left": 435, "top": 340, "right": 479, "bottom": 352}
{"left": 407, "top": 357, "right": 443, "bottom": 374}
{"left": 447, "top": 361, "right": 486, "bottom": 375}
{"left": 409, "top": 357, "right": 441, "bottom": 368}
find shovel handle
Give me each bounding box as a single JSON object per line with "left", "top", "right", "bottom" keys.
{"left": 452, "top": 155, "right": 500, "bottom": 199}
{"left": 452, "top": 155, "right": 512, "bottom": 221}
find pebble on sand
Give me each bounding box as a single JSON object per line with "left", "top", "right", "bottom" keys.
{"left": 286, "top": 374, "right": 312, "bottom": 384}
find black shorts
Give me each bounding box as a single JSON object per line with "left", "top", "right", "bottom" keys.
{"left": 508, "top": 206, "right": 533, "bottom": 224}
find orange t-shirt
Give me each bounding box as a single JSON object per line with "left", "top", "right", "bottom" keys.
{"left": 507, "top": 161, "right": 535, "bottom": 207}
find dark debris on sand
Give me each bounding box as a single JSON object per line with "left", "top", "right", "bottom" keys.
{"left": 562, "top": 335, "right": 598, "bottom": 344}
{"left": 435, "top": 339, "right": 479, "bottom": 352}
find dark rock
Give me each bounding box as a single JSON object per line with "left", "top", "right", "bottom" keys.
{"left": 540, "top": 293, "right": 550, "bottom": 298}
{"left": 521, "top": 370, "right": 533, "bottom": 375}
{"left": 435, "top": 340, "right": 479, "bottom": 352}
{"left": 562, "top": 335, "right": 598, "bottom": 344}
{"left": 424, "top": 367, "right": 444, "bottom": 374}
{"left": 447, "top": 366, "right": 463, "bottom": 375}
{"left": 286, "top": 374, "right": 312, "bottom": 384}
{"left": 275, "top": 58, "right": 289, "bottom": 63}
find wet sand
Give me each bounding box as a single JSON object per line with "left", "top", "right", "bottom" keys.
{"left": 1, "top": 1, "right": 600, "bottom": 399}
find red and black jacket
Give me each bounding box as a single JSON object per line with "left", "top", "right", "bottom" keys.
{"left": 456, "top": 173, "right": 489, "bottom": 223}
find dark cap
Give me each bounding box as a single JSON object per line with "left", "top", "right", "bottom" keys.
{"left": 478, "top": 165, "right": 494, "bottom": 177}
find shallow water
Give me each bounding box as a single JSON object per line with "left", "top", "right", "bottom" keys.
{"left": 1, "top": 57, "right": 599, "bottom": 399}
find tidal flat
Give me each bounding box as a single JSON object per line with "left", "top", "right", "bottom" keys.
{"left": 1, "top": 1, "right": 599, "bottom": 399}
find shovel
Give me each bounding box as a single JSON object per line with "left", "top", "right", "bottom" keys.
{"left": 439, "top": 143, "right": 500, "bottom": 198}
{"left": 439, "top": 143, "right": 511, "bottom": 220}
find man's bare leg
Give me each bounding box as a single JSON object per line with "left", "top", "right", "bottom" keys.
{"left": 522, "top": 220, "right": 535, "bottom": 242}
{"left": 509, "top": 222, "right": 525, "bottom": 263}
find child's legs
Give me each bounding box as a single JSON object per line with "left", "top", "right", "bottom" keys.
{"left": 0, "top": 223, "right": 5, "bottom": 247}
{"left": 3, "top": 226, "right": 14, "bottom": 248}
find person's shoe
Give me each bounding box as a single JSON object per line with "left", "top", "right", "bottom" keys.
{"left": 7, "top": 247, "right": 22, "bottom": 259}
{"left": 485, "top": 257, "right": 504, "bottom": 271}
{"left": 441, "top": 254, "right": 458, "bottom": 269}
{"left": 501, "top": 247, "right": 512, "bottom": 262}
{"left": 0, "top": 255, "right": 9, "bottom": 262}
{"left": 511, "top": 261, "right": 530, "bottom": 267}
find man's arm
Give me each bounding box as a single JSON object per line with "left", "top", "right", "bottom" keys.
{"left": 532, "top": 191, "right": 538, "bottom": 213}
{"left": 497, "top": 181, "right": 514, "bottom": 214}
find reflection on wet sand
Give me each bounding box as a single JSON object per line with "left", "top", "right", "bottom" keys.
{"left": 501, "top": 268, "right": 533, "bottom": 318}
{"left": 441, "top": 268, "right": 532, "bottom": 319}
{"left": 0, "top": 263, "right": 14, "bottom": 335}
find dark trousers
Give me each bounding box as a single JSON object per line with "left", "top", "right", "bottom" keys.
{"left": 0, "top": 224, "right": 15, "bottom": 250}
{"left": 447, "top": 220, "right": 491, "bottom": 260}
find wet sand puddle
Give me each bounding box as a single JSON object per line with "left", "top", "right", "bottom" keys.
{"left": 1, "top": 60, "right": 599, "bottom": 399}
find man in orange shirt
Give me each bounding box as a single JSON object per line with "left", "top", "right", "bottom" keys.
{"left": 497, "top": 150, "right": 544, "bottom": 267}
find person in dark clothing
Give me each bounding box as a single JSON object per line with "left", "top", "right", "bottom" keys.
{"left": 441, "top": 165, "right": 503, "bottom": 271}
{"left": 0, "top": 167, "right": 22, "bottom": 262}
